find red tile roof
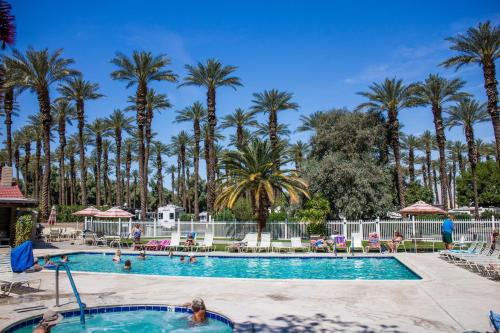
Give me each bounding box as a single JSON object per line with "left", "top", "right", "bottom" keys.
{"left": 0, "top": 185, "right": 24, "bottom": 199}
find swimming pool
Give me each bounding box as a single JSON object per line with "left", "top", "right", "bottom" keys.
{"left": 4, "top": 305, "right": 232, "bottom": 333}
{"left": 42, "top": 253, "right": 421, "bottom": 280}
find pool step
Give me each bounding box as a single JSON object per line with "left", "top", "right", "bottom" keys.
{"left": 14, "top": 305, "right": 47, "bottom": 313}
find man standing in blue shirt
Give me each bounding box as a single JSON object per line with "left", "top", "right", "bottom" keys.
{"left": 442, "top": 215, "right": 454, "bottom": 250}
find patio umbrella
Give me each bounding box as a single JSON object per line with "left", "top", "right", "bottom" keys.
{"left": 399, "top": 201, "right": 446, "bottom": 216}
{"left": 48, "top": 206, "right": 57, "bottom": 225}
{"left": 72, "top": 206, "right": 101, "bottom": 217}
{"left": 94, "top": 207, "right": 134, "bottom": 236}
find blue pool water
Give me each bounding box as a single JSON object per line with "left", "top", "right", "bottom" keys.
{"left": 8, "top": 307, "right": 232, "bottom": 333}
{"left": 42, "top": 253, "right": 420, "bottom": 280}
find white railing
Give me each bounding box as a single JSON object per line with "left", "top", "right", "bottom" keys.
{"left": 85, "top": 218, "right": 499, "bottom": 242}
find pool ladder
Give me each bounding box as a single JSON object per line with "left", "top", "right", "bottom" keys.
{"left": 55, "top": 263, "right": 86, "bottom": 325}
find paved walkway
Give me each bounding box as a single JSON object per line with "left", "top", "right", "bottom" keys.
{"left": 0, "top": 247, "right": 498, "bottom": 332}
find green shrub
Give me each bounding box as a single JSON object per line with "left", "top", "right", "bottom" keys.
{"left": 480, "top": 210, "right": 500, "bottom": 220}
{"left": 56, "top": 205, "right": 84, "bottom": 223}
{"left": 213, "top": 208, "right": 235, "bottom": 221}
{"left": 297, "top": 196, "right": 331, "bottom": 223}
{"left": 267, "top": 211, "right": 287, "bottom": 222}
{"left": 179, "top": 213, "right": 193, "bottom": 221}
{"left": 15, "top": 214, "right": 33, "bottom": 246}
{"left": 306, "top": 222, "right": 327, "bottom": 235}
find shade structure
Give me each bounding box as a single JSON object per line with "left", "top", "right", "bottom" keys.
{"left": 399, "top": 201, "right": 446, "bottom": 215}
{"left": 94, "top": 207, "right": 134, "bottom": 219}
{"left": 72, "top": 206, "right": 101, "bottom": 217}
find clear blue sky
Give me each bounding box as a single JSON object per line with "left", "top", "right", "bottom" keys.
{"left": 9, "top": 1, "right": 500, "bottom": 171}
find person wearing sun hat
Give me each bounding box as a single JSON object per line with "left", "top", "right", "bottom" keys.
{"left": 32, "top": 310, "right": 63, "bottom": 333}
{"left": 183, "top": 297, "right": 206, "bottom": 323}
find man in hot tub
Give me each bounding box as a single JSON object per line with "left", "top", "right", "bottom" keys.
{"left": 183, "top": 297, "right": 206, "bottom": 323}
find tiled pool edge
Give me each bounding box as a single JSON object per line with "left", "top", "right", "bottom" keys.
{"left": 1, "top": 304, "right": 233, "bottom": 333}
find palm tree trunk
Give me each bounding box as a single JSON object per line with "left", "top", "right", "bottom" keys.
{"left": 70, "top": 155, "right": 76, "bottom": 206}
{"left": 136, "top": 83, "right": 147, "bottom": 219}
{"left": 425, "top": 147, "right": 433, "bottom": 192}
{"left": 133, "top": 174, "right": 137, "bottom": 209}
{"left": 96, "top": 135, "right": 102, "bottom": 206}
{"left": 408, "top": 146, "right": 415, "bottom": 183}
{"left": 432, "top": 104, "right": 449, "bottom": 209}
{"left": 34, "top": 139, "right": 41, "bottom": 200}
{"left": 388, "top": 109, "right": 405, "bottom": 207}
{"left": 156, "top": 152, "right": 163, "bottom": 206}
{"left": 144, "top": 106, "right": 153, "bottom": 207}
{"left": 181, "top": 147, "right": 187, "bottom": 211}
{"left": 125, "top": 142, "right": 131, "bottom": 208}
{"left": 204, "top": 128, "right": 210, "bottom": 200}
{"left": 432, "top": 165, "right": 439, "bottom": 204}
{"left": 76, "top": 100, "right": 87, "bottom": 206}
{"left": 458, "top": 153, "right": 465, "bottom": 174}
{"left": 115, "top": 130, "right": 122, "bottom": 206}
{"left": 103, "top": 144, "right": 109, "bottom": 205}
{"left": 236, "top": 125, "right": 243, "bottom": 148}
{"left": 14, "top": 146, "right": 20, "bottom": 184}
{"left": 4, "top": 88, "right": 13, "bottom": 167}
{"left": 269, "top": 109, "right": 278, "bottom": 149}
{"left": 38, "top": 89, "right": 51, "bottom": 222}
{"left": 170, "top": 169, "right": 175, "bottom": 202}
{"left": 193, "top": 120, "right": 200, "bottom": 221}
{"left": 447, "top": 169, "right": 453, "bottom": 209}
{"left": 23, "top": 142, "right": 30, "bottom": 194}
{"left": 464, "top": 126, "right": 480, "bottom": 219}
{"left": 482, "top": 60, "right": 500, "bottom": 162}
{"left": 177, "top": 157, "right": 181, "bottom": 205}
{"left": 421, "top": 163, "right": 427, "bottom": 188}
{"left": 58, "top": 117, "right": 66, "bottom": 206}
{"left": 206, "top": 87, "right": 216, "bottom": 214}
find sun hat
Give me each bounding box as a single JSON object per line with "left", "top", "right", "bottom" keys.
{"left": 39, "top": 310, "right": 63, "bottom": 327}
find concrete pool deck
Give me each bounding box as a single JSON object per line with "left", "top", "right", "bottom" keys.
{"left": 0, "top": 248, "right": 498, "bottom": 332}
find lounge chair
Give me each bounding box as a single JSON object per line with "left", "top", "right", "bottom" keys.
{"left": 365, "top": 232, "right": 381, "bottom": 253}
{"left": 142, "top": 240, "right": 160, "bottom": 251}
{"left": 0, "top": 247, "right": 41, "bottom": 296}
{"left": 256, "top": 233, "right": 271, "bottom": 252}
{"left": 333, "top": 235, "right": 348, "bottom": 253}
{"left": 242, "top": 233, "right": 259, "bottom": 252}
{"left": 196, "top": 233, "right": 215, "bottom": 252}
{"left": 349, "top": 233, "right": 365, "bottom": 253}
{"left": 226, "top": 233, "right": 256, "bottom": 252}
{"left": 158, "top": 239, "right": 171, "bottom": 251}
{"left": 291, "top": 237, "right": 309, "bottom": 252}
{"left": 272, "top": 241, "right": 291, "bottom": 252}
{"left": 164, "top": 232, "right": 181, "bottom": 251}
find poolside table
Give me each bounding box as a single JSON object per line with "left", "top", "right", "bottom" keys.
{"left": 409, "top": 237, "right": 436, "bottom": 253}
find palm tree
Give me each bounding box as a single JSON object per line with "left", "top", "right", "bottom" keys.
{"left": 151, "top": 141, "right": 169, "bottom": 207}
{"left": 66, "top": 135, "right": 78, "bottom": 206}
{"left": 86, "top": 118, "right": 110, "bottom": 206}
{"left": 12, "top": 129, "right": 22, "bottom": 185}
{"left": 296, "top": 111, "right": 325, "bottom": 133}
{"left": 3, "top": 48, "right": 78, "bottom": 221}
{"left": 475, "top": 139, "right": 494, "bottom": 161}
{"left": 111, "top": 51, "right": 177, "bottom": 218}
{"left": 356, "top": 78, "right": 415, "bottom": 207}
{"left": 442, "top": 21, "right": 500, "bottom": 161}
{"left": 169, "top": 131, "right": 192, "bottom": 211}
{"left": 166, "top": 165, "right": 176, "bottom": 202}
{"left": 290, "top": 141, "right": 310, "bottom": 171}
{"left": 412, "top": 74, "right": 467, "bottom": 209}
{"left": 221, "top": 108, "right": 258, "bottom": 148}
{"left": 2, "top": 62, "right": 19, "bottom": 167}
{"left": 180, "top": 59, "right": 242, "bottom": 213}
{"left": 450, "top": 140, "right": 467, "bottom": 174}
{"left": 175, "top": 101, "right": 206, "bottom": 220}
{"left": 400, "top": 134, "right": 420, "bottom": 183}
{"left": 102, "top": 139, "right": 112, "bottom": 205}
{"left": 229, "top": 128, "right": 255, "bottom": 148}
{"left": 51, "top": 98, "right": 75, "bottom": 205}
{"left": 0, "top": 0, "right": 15, "bottom": 49}
{"left": 446, "top": 98, "right": 489, "bottom": 219}
{"left": 26, "top": 115, "right": 42, "bottom": 200}
{"left": 251, "top": 89, "right": 298, "bottom": 150}
{"left": 106, "top": 109, "right": 134, "bottom": 206}
{"left": 215, "top": 140, "right": 309, "bottom": 240}
{"left": 18, "top": 127, "right": 31, "bottom": 194}
{"left": 201, "top": 122, "right": 225, "bottom": 188}
{"left": 255, "top": 123, "right": 291, "bottom": 139}
{"left": 58, "top": 76, "right": 103, "bottom": 206}
{"left": 419, "top": 130, "right": 436, "bottom": 200}
{"left": 123, "top": 138, "right": 136, "bottom": 208}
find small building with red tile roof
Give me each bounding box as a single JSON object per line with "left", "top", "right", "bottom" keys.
{"left": 0, "top": 166, "right": 37, "bottom": 246}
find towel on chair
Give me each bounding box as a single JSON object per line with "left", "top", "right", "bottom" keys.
{"left": 10, "top": 241, "right": 35, "bottom": 272}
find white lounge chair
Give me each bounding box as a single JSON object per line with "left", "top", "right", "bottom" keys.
{"left": 291, "top": 237, "right": 309, "bottom": 252}
{"left": 165, "top": 232, "right": 181, "bottom": 251}
{"left": 0, "top": 247, "right": 41, "bottom": 296}
{"left": 348, "top": 233, "right": 365, "bottom": 253}
{"left": 196, "top": 233, "right": 215, "bottom": 252}
{"left": 242, "top": 233, "right": 259, "bottom": 252}
{"left": 256, "top": 233, "right": 271, "bottom": 252}
{"left": 226, "top": 233, "right": 256, "bottom": 252}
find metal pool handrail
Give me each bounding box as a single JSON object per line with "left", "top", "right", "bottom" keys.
{"left": 55, "top": 263, "right": 86, "bottom": 324}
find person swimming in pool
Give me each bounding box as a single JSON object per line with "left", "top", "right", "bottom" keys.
{"left": 168, "top": 249, "right": 173, "bottom": 257}
{"left": 60, "top": 254, "right": 69, "bottom": 263}
{"left": 180, "top": 255, "right": 185, "bottom": 262}
{"left": 123, "top": 259, "right": 132, "bottom": 270}
{"left": 189, "top": 254, "right": 197, "bottom": 263}
{"left": 138, "top": 250, "right": 146, "bottom": 260}
{"left": 32, "top": 310, "right": 63, "bottom": 333}
{"left": 183, "top": 298, "right": 206, "bottom": 323}
{"left": 113, "top": 249, "right": 122, "bottom": 262}
{"left": 43, "top": 255, "right": 55, "bottom": 267}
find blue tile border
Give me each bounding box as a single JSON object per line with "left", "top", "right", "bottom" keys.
{"left": 2, "top": 304, "right": 233, "bottom": 333}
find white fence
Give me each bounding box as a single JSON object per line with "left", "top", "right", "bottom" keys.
{"left": 85, "top": 218, "right": 499, "bottom": 242}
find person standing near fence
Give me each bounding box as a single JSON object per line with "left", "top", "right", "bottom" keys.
{"left": 441, "top": 215, "right": 454, "bottom": 250}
